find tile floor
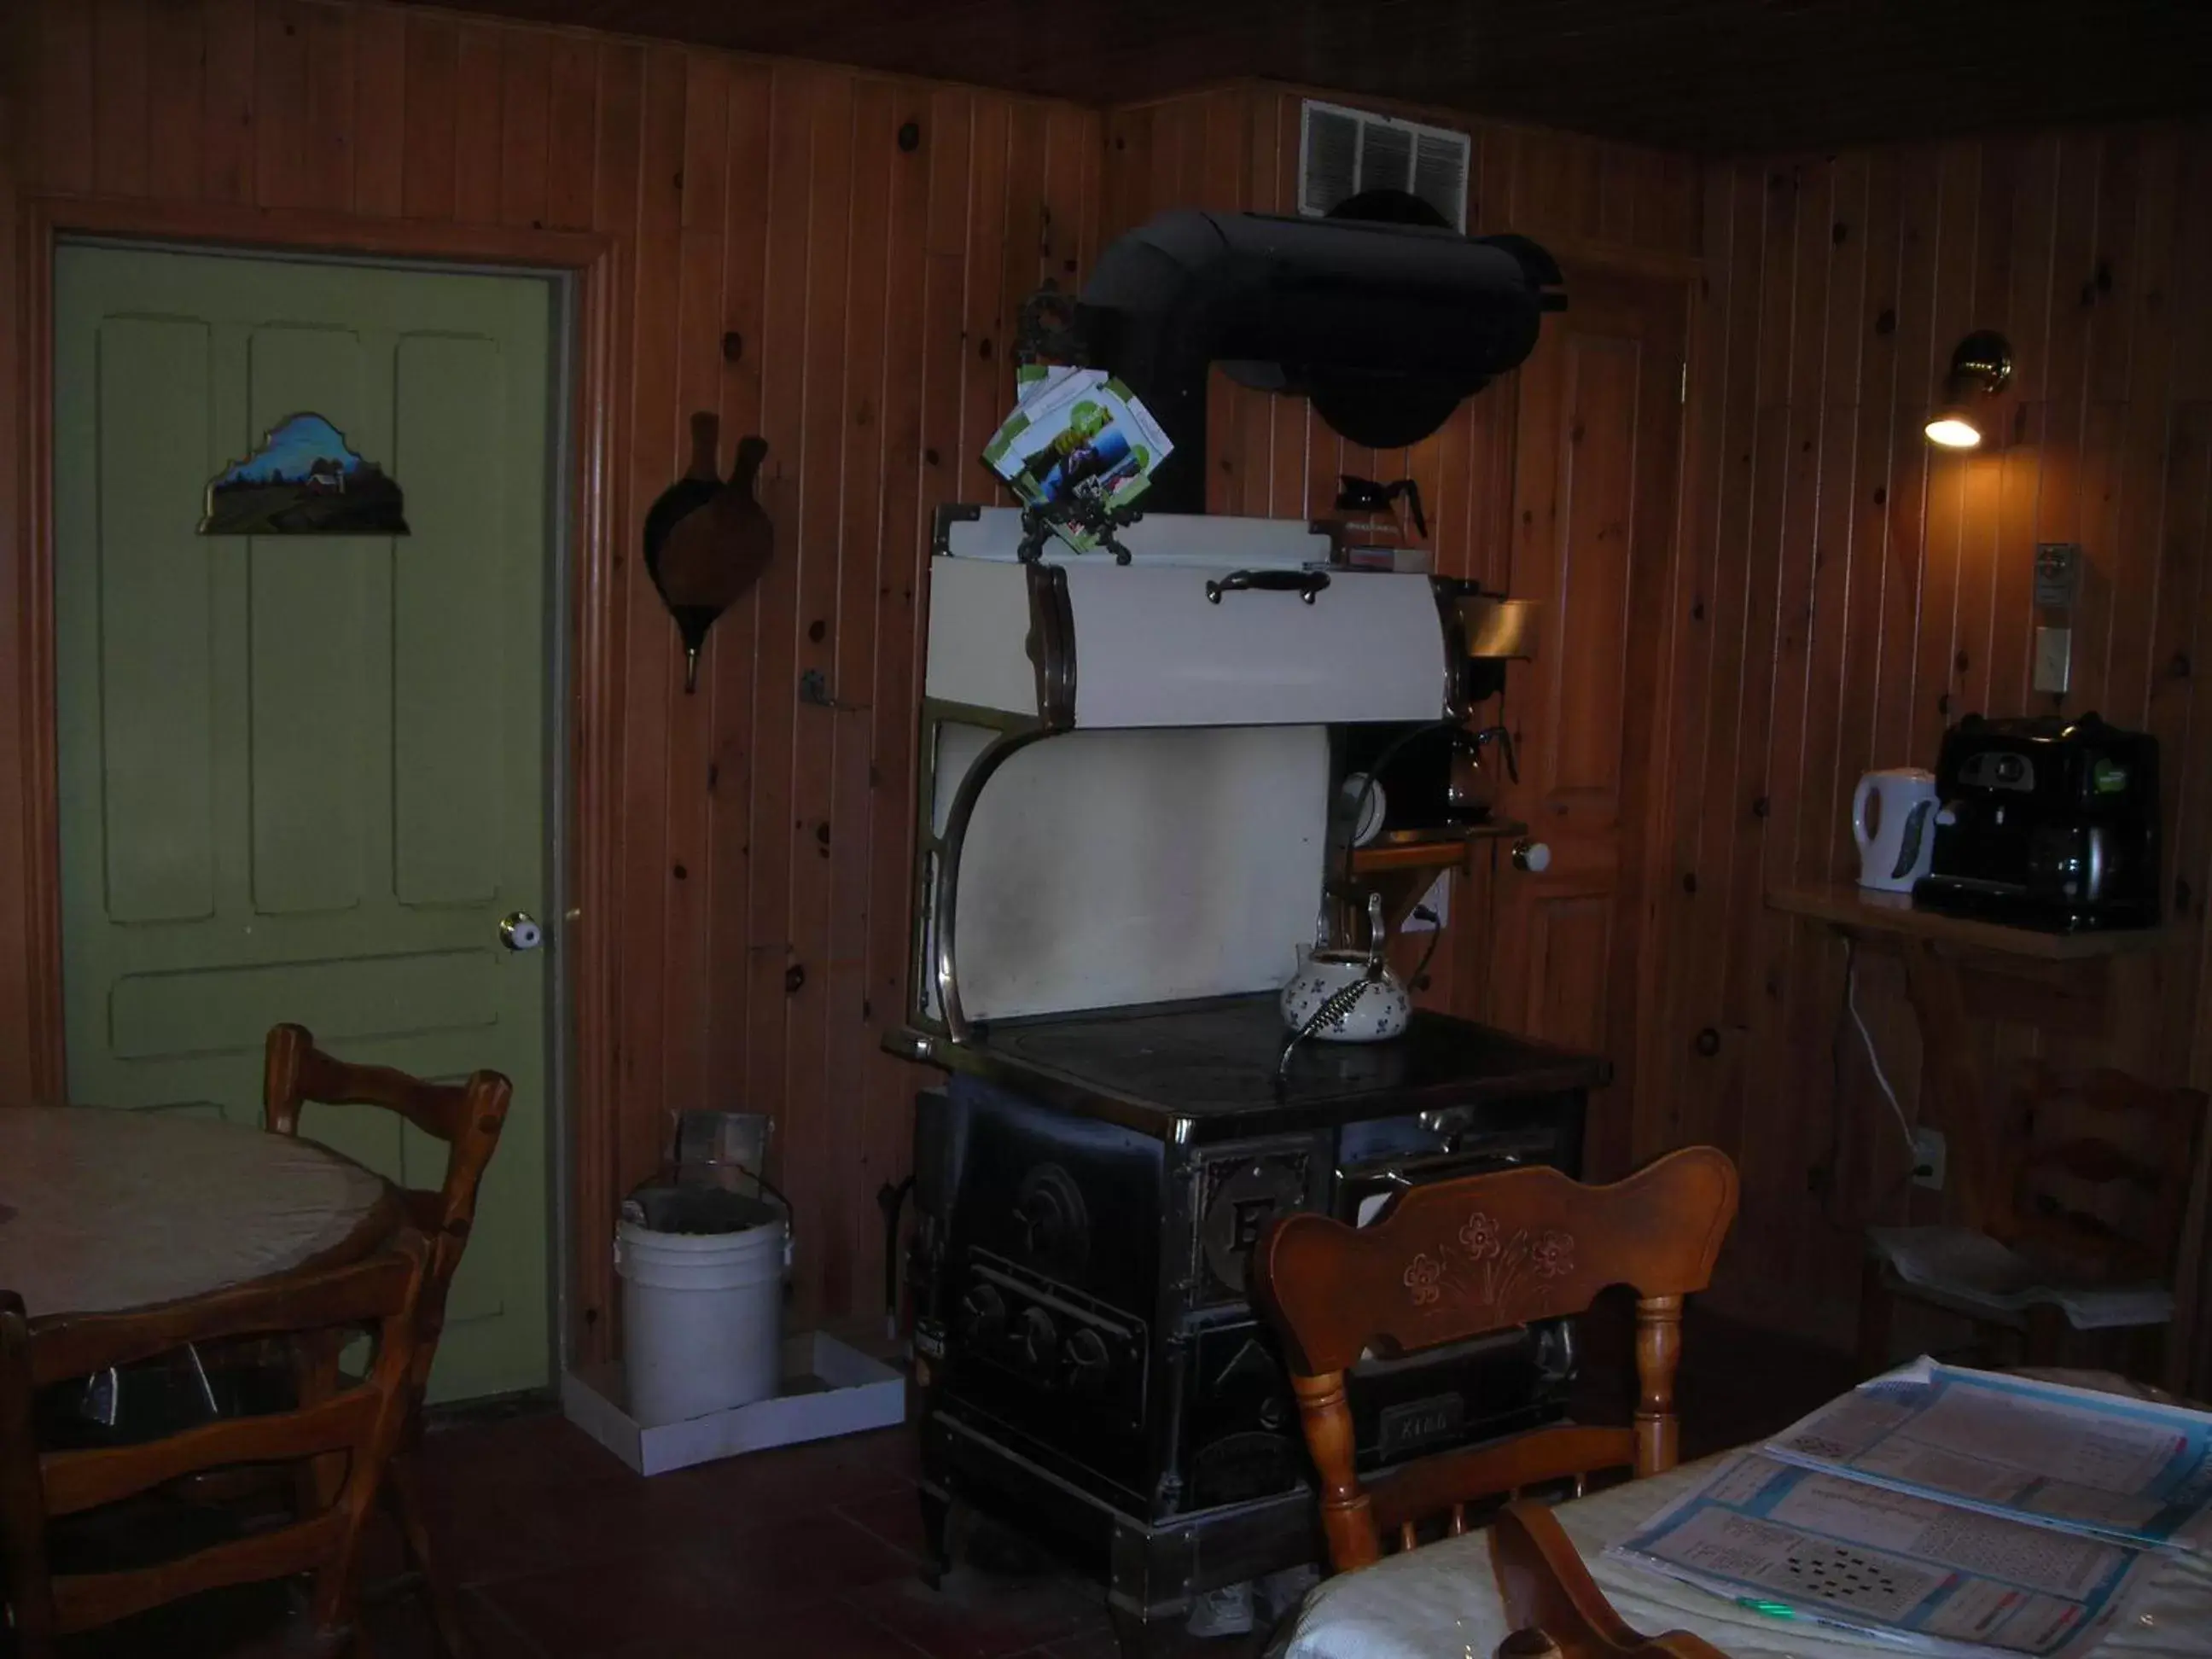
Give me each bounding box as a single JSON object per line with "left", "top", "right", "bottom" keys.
{"left": 368, "top": 1304, "right": 1858, "bottom": 1659}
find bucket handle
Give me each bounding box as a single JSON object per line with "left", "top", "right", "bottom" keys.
{"left": 752, "top": 1167, "right": 795, "bottom": 1260}
{"left": 614, "top": 1166, "right": 796, "bottom": 1272}
{"left": 753, "top": 1168, "right": 795, "bottom": 1275}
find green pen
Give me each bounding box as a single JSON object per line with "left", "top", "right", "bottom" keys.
{"left": 1732, "top": 1597, "right": 1800, "bottom": 1620}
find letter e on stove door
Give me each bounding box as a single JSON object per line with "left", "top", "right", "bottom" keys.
{"left": 53, "top": 244, "right": 556, "bottom": 1400}
{"left": 1486, "top": 270, "right": 1686, "bottom": 1176}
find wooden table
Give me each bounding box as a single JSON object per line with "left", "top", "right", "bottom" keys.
{"left": 0, "top": 1106, "right": 398, "bottom": 1329}
{"left": 1282, "top": 1371, "right": 2212, "bottom": 1659}
{"left": 1766, "top": 882, "right": 2165, "bottom": 1234}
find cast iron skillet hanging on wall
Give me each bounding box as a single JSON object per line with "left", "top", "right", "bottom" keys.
{"left": 643, "top": 411, "right": 774, "bottom": 690}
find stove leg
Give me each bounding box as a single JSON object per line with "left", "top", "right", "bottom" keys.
{"left": 1109, "top": 1604, "right": 1172, "bottom": 1659}
{"left": 1108, "top": 1515, "right": 1192, "bottom": 1658}
{"left": 917, "top": 1484, "right": 955, "bottom": 1590}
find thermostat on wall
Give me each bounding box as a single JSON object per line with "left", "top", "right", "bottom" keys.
{"left": 2034, "top": 543, "right": 2082, "bottom": 610}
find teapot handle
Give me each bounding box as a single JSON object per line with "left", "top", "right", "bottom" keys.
{"left": 1363, "top": 890, "right": 1388, "bottom": 977}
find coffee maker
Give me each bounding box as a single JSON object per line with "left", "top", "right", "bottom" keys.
{"left": 1913, "top": 713, "right": 2160, "bottom": 931}
{"left": 1337, "top": 586, "right": 1536, "bottom": 841}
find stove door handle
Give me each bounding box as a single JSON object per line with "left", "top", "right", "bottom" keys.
{"left": 1204, "top": 568, "right": 1330, "bottom": 605}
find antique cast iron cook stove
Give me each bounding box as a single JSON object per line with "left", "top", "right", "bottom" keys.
{"left": 901, "top": 1005, "right": 1600, "bottom": 1639}
{"left": 891, "top": 501, "right": 1604, "bottom": 1650}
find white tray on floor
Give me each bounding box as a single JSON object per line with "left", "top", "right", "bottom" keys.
{"left": 561, "top": 1331, "right": 906, "bottom": 1476}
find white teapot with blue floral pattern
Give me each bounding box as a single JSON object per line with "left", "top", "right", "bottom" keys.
{"left": 1278, "top": 890, "right": 1411, "bottom": 1045}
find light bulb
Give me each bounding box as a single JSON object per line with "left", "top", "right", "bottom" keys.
{"left": 1924, "top": 415, "right": 1982, "bottom": 449}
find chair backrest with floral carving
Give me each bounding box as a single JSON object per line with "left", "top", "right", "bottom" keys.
{"left": 1253, "top": 1146, "right": 1739, "bottom": 1572}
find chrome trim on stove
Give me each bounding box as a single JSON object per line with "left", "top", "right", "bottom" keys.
{"left": 934, "top": 724, "right": 1056, "bottom": 1043}
{"left": 1433, "top": 575, "right": 1472, "bottom": 721}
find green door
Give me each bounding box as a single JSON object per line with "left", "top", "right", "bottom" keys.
{"left": 53, "top": 244, "right": 555, "bottom": 1401}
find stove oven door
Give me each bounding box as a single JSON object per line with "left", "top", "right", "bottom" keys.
{"left": 1349, "top": 1322, "right": 1575, "bottom": 1471}
{"left": 927, "top": 1078, "right": 1162, "bottom": 1511}
{"left": 1329, "top": 1107, "right": 1583, "bottom": 1473}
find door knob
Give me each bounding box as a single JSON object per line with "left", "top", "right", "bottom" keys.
{"left": 1511, "top": 840, "right": 1551, "bottom": 874}
{"left": 499, "top": 911, "right": 544, "bottom": 951}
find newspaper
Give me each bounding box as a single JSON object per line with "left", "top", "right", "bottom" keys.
{"left": 1612, "top": 1452, "right": 2157, "bottom": 1659}
{"left": 1766, "top": 1359, "right": 2212, "bottom": 1551}
{"left": 1871, "top": 1226, "right": 2174, "bottom": 1331}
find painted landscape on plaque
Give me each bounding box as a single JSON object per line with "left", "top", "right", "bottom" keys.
{"left": 199, "top": 413, "right": 410, "bottom": 535}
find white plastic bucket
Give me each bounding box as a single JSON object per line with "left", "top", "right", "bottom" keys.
{"left": 615, "top": 1206, "right": 789, "bottom": 1428}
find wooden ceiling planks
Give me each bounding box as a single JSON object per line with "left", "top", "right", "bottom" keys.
{"left": 387, "top": 0, "right": 2212, "bottom": 153}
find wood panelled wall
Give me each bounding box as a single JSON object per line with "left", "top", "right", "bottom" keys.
{"left": 24, "top": 2, "right": 2209, "bottom": 1358}
{"left": 1, "top": 9, "right": 32, "bottom": 1121}
{"left": 1104, "top": 92, "right": 2212, "bottom": 1348}
{"left": 1662, "top": 122, "right": 2212, "bottom": 1340}
{"left": 9, "top": 0, "right": 1097, "bottom": 1338}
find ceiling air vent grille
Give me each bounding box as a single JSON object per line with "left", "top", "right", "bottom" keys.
{"left": 1298, "top": 100, "right": 1470, "bottom": 232}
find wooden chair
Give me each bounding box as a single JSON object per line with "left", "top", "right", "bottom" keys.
{"left": 0, "top": 1235, "right": 429, "bottom": 1657}
{"left": 1252, "top": 1146, "right": 1739, "bottom": 1573}
{"left": 1858, "top": 1062, "right": 2209, "bottom": 1382}
{"left": 1488, "top": 1500, "right": 1727, "bottom": 1659}
{"left": 263, "top": 1024, "right": 514, "bottom": 1659}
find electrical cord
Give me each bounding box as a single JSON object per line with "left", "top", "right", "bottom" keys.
{"left": 1408, "top": 903, "right": 1446, "bottom": 987}
{"left": 1821, "top": 956, "right": 1849, "bottom": 1228}
{"left": 1848, "top": 935, "right": 1918, "bottom": 1157}
{"left": 1824, "top": 934, "right": 1919, "bottom": 1228}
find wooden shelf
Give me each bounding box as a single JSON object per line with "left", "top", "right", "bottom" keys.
{"left": 1350, "top": 822, "right": 1528, "bottom": 876}
{"left": 1767, "top": 881, "right": 2166, "bottom": 961}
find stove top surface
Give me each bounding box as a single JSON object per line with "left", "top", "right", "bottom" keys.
{"left": 905, "top": 994, "right": 1607, "bottom": 1133}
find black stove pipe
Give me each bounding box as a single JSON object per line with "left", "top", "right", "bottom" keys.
{"left": 1076, "top": 209, "right": 1565, "bottom": 514}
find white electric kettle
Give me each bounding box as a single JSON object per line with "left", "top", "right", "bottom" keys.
{"left": 1851, "top": 767, "right": 1938, "bottom": 892}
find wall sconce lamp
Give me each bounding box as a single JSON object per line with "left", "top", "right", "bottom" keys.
{"left": 1924, "top": 329, "right": 2013, "bottom": 448}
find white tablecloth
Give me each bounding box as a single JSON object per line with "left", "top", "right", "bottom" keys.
{"left": 1284, "top": 1375, "right": 2212, "bottom": 1659}
{"left": 0, "top": 1106, "right": 390, "bottom": 1318}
